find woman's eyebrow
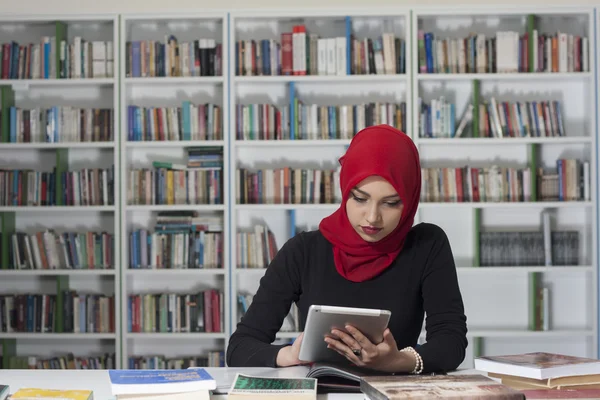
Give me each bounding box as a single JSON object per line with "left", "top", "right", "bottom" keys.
{"left": 352, "top": 187, "right": 400, "bottom": 200}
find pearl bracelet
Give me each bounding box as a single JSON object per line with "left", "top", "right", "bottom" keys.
{"left": 401, "top": 346, "right": 424, "bottom": 374}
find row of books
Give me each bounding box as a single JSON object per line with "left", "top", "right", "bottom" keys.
{"left": 235, "top": 167, "right": 342, "bottom": 205}
{"left": 2, "top": 353, "right": 116, "bottom": 370}
{"left": 125, "top": 37, "right": 222, "bottom": 78}
{"left": 479, "top": 230, "right": 580, "bottom": 267}
{"left": 126, "top": 103, "right": 222, "bottom": 142}
{"left": 420, "top": 160, "right": 590, "bottom": 203}
{"left": 127, "top": 352, "right": 225, "bottom": 369}
{"left": 236, "top": 224, "right": 277, "bottom": 269}
{"left": 2, "top": 107, "right": 113, "bottom": 143}
{"left": 0, "top": 167, "right": 115, "bottom": 206}
{"left": 235, "top": 29, "right": 405, "bottom": 76}
{"left": 1, "top": 230, "right": 114, "bottom": 270}
{"left": 1, "top": 37, "right": 115, "bottom": 80}
{"left": 419, "top": 98, "right": 565, "bottom": 139}
{"left": 235, "top": 101, "right": 407, "bottom": 141}
{"left": 128, "top": 229, "right": 223, "bottom": 270}
{"left": 418, "top": 30, "right": 588, "bottom": 74}
{"left": 0, "top": 292, "right": 115, "bottom": 334}
{"left": 127, "top": 168, "right": 223, "bottom": 206}
{"left": 127, "top": 290, "right": 223, "bottom": 333}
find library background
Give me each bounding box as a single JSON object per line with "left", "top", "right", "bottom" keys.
{"left": 0, "top": 6, "right": 597, "bottom": 371}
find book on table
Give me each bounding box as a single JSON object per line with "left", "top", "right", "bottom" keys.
{"left": 474, "top": 352, "right": 600, "bottom": 380}
{"left": 108, "top": 368, "right": 216, "bottom": 399}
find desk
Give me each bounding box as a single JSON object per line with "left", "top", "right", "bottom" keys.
{"left": 0, "top": 368, "right": 482, "bottom": 399}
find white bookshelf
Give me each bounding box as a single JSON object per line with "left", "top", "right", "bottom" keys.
{"left": 0, "top": 13, "right": 119, "bottom": 370}
{"left": 412, "top": 6, "right": 597, "bottom": 369}
{"left": 118, "top": 12, "right": 230, "bottom": 370}
{"left": 229, "top": 7, "right": 410, "bottom": 342}
{"left": 0, "top": 6, "right": 598, "bottom": 372}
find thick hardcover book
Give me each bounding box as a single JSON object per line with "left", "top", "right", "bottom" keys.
{"left": 360, "top": 374, "right": 525, "bottom": 399}
{"left": 474, "top": 352, "right": 600, "bottom": 380}
{"left": 108, "top": 369, "right": 216, "bottom": 395}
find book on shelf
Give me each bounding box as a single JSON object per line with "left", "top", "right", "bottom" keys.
{"left": 1, "top": 34, "right": 114, "bottom": 80}
{"left": 236, "top": 18, "right": 405, "bottom": 76}
{"left": 128, "top": 147, "right": 223, "bottom": 206}
{"left": 418, "top": 17, "right": 588, "bottom": 74}
{"left": 235, "top": 166, "right": 341, "bottom": 205}
{"left": 235, "top": 101, "right": 406, "bottom": 141}
{"left": 420, "top": 159, "right": 590, "bottom": 203}
{"left": 479, "top": 210, "right": 579, "bottom": 267}
{"left": 1, "top": 292, "right": 115, "bottom": 334}
{"left": 127, "top": 102, "right": 221, "bottom": 142}
{"left": 2, "top": 106, "right": 113, "bottom": 143}
{"left": 128, "top": 289, "right": 223, "bottom": 333}
{"left": 0, "top": 166, "right": 115, "bottom": 206}
{"left": 125, "top": 37, "right": 221, "bottom": 78}
{"left": 128, "top": 352, "right": 225, "bottom": 370}
{"left": 418, "top": 96, "right": 566, "bottom": 139}
{"left": 474, "top": 352, "right": 600, "bottom": 380}
{"left": 236, "top": 223, "right": 277, "bottom": 269}
{"left": 4, "top": 229, "right": 115, "bottom": 271}
{"left": 129, "top": 212, "right": 223, "bottom": 270}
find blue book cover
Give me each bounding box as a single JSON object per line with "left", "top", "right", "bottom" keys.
{"left": 108, "top": 369, "right": 216, "bottom": 394}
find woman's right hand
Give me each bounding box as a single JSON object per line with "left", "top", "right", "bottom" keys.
{"left": 276, "top": 332, "right": 310, "bottom": 367}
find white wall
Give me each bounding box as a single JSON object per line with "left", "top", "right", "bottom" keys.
{"left": 0, "top": 0, "right": 597, "bottom": 14}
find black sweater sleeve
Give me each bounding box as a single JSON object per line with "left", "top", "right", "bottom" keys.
{"left": 415, "top": 225, "right": 468, "bottom": 373}
{"left": 226, "top": 233, "right": 304, "bottom": 367}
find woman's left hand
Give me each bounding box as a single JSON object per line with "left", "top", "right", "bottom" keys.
{"left": 324, "top": 325, "right": 411, "bottom": 373}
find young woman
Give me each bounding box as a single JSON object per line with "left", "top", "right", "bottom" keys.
{"left": 226, "top": 124, "right": 468, "bottom": 375}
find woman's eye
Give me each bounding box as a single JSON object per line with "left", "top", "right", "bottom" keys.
{"left": 352, "top": 194, "right": 367, "bottom": 203}
{"left": 386, "top": 201, "right": 402, "bottom": 207}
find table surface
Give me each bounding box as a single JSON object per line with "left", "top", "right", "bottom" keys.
{"left": 0, "top": 367, "right": 481, "bottom": 399}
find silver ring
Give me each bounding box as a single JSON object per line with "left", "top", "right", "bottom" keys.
{"left": 352, "top": 348, "right": 362, "bottom": 358}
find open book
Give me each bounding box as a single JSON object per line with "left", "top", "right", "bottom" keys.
{"left": 200, "top": 363, "right": 400, "bottom": 394}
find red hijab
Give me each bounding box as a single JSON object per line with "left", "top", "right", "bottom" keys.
{"left": 319, "top": 124, "right": 421, "bottom": 282}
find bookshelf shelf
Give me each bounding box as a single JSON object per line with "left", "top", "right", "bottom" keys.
{"left": 419, "top": 329, "right": 595, "bottom": 339}
{"left": 457, "top": 266, "right": 593, "bottom": 273}
{"left": 125, "top": 333, "right": 228, "bottom": 340}
{"left": 0, "top": 333, "right": 117, "bottom": 340}
{"left": 0, "top": 270, "right": 116, "bottom": 276}
{"left": 0, "top": 78, "right": 116, "bottom": 87}
{"left": 234, "top": 204, "right": 339, "bottom": 211}
{"left": 119, "top": 11, "right": 229, "bottom": 369}
{"left": 416, "top": 72, "right": 592, "bottom": 81}
{"left": 125, "top": 140, "right": 225, "bottom": 148}
{"left": 233, "top": 75, "right": 407, "bottom": 83}
{"left": 235, "top": 140, "right": 352, "bottom": 147}
{"left": 125, "top": 269, "right": 225, "bottom": 276}
{"left": 0, "top": 206, "right": 117, "bottom": 212}
{"left": 124, "top": 77, "right": 224, "bottom": 85}
{"left": 125, "top": 205, "right": 226, "bottom": 212}
{"left": 0, "top": 13, "right": 120, "bottom": 370}
{"left": 418, "top": 202, "right": 594, "bottom": 209}
{"left": 0, "top": 142, "right": 116, "bottom": 149}
{"left": 413, "top": 5, "right": 597, "bottom": 367}
{"left": 416, "top": 137, "right": 593, "bottom": 145}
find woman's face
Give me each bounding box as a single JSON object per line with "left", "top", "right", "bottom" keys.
{"left": 345, "top": 175, "right": 404, "bottom": 243}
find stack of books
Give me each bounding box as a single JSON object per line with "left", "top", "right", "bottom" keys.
{"left": 475, "top": 352, "right": 600, "bottom": 399}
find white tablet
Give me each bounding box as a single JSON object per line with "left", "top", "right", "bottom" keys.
{"left": 298, "top": 305, "right": 391, "bottom": 363}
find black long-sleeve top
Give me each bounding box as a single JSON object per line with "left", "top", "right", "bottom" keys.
{"left": 226, "top": 222, "right": 468, "bottom": 374}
